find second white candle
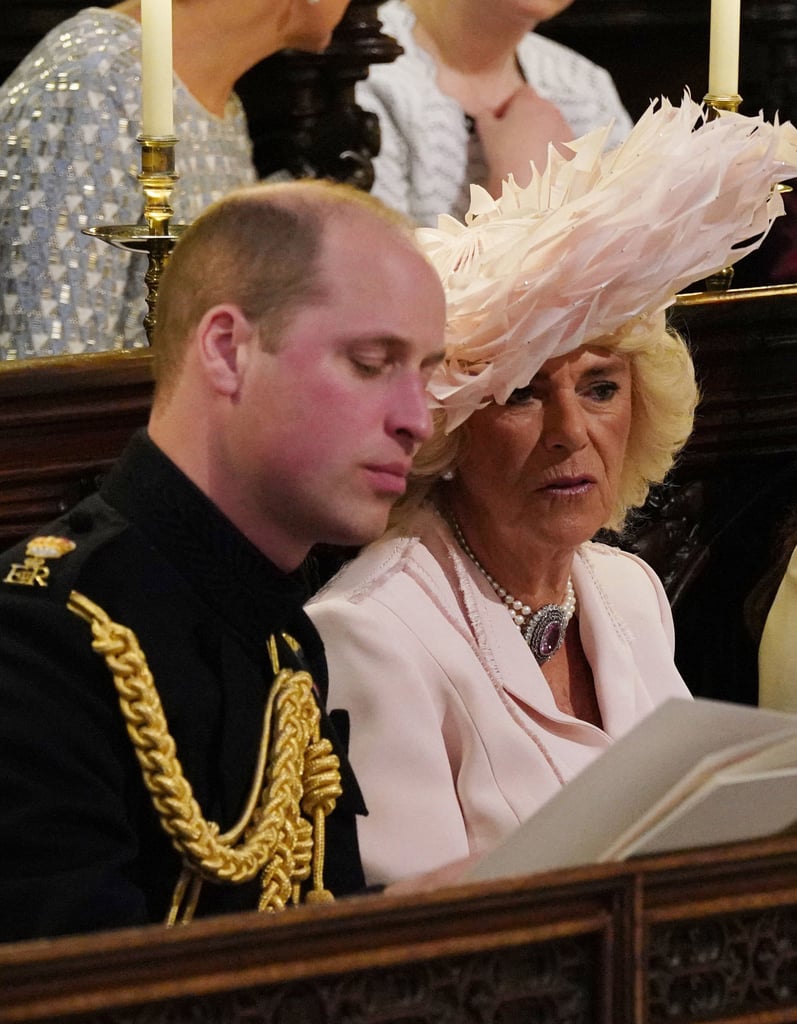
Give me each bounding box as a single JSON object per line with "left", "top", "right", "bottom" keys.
{"left": 708, "top": 0, "right": 741, "bottom": 97}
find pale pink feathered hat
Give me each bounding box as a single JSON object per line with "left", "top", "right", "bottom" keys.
{"left": 417, "top": 92, "right": 797, "bottom": 431}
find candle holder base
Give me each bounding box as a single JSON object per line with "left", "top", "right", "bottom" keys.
{"left": 83, "top": 135, "right": 185, "bottom": 345}
{"left": 704, "top": 92, "right": 743, "bottom": 117}
{"left": 704, "top": 265, "right": 735, "bottom": 292}
{"left": 83, "top": 225, "right": 186, "bottom": 344}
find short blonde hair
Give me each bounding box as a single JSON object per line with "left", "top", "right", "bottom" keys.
{"left": 393, "top": 313, "right": 699, "bottom": 532}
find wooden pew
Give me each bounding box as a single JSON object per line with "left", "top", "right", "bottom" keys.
{"left": 2, "top": 833, "right": 797, "bottom": 1024}
{"left": 0, "top": 352, "right": 153, "bottom": 549}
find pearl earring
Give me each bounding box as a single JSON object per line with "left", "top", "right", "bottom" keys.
{"left": 441, "top": 469, "right": 455, "bottom": 481}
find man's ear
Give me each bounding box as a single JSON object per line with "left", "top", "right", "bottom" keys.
{"left": 196, "top": 304, "right": 257, "bottom": 396}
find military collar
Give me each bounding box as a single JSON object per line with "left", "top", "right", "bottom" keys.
{"left": 100, "top": 431, "right": 312, "bottom": 648}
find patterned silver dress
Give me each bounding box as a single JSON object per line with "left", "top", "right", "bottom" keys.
{"left": 0, "top": 8, "right": 256, "bottom": 360}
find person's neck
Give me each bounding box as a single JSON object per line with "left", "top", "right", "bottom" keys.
{"left": 112, "top": 0, "right": 288, "bottom": 118}
{"left": 407, "top": 0, "right": 533, "bottom": 111}
{"left": 445, "top": 496, "right": 574, "bottom": 610}
{"left": 147, "top": 416, "right": 308, "bottom": 575}
{"left": 408, "top": 0, "right": 533, "bottom": 73}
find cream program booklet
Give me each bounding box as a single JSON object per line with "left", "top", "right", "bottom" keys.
{"left": 469, "top": 697, "right": 797, "bottom": 884}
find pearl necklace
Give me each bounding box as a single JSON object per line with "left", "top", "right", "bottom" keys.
{"left": 449, "top": 515, "right": 576, "bottom": 665}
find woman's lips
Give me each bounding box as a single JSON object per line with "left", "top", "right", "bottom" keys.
{"left": 542, "top": 475, "right": 595, "bottom": 495}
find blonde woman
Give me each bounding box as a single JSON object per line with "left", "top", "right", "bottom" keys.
{"left": 308, "top": 95, "right": 797, "bottom": 886}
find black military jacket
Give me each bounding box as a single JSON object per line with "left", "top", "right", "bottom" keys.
{"left": 0, "top": 431, "right": 366, "bottom": 941}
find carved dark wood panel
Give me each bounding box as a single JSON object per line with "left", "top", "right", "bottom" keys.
{"left": 61, "top": 937, "right": 601, "bottom": 1024}
{"left": 647, "top": 904, "right": 797, "bottom": 1022}
{"left": 670, "top": 289, "right": 797, "bottom": 466}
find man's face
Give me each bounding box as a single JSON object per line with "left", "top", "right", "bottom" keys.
{"left": 218, "top": 213, "right": 446, "bottom": 569}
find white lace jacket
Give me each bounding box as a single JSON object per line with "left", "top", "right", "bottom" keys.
{"left": 358, "top": 0, "right": 633, "bottom": 225}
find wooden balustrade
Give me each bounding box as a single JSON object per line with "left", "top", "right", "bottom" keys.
{"left": 3, "top": 834, "right": 797, "bottom": 1024}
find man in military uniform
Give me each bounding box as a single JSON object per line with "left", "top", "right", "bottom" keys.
{"left": 0, "top": 180, "right": 446, "bottom": 940}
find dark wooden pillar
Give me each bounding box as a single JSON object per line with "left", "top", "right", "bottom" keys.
{"left": 235, "top": 0, "right": 402, "bottom": 190}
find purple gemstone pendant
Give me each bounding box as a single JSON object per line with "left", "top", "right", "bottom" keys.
{"left": 523, "top": 605, "right": 567, "bottom": 665}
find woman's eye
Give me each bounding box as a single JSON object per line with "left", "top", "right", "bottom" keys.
{"left": 586, "top": 381, "right": 620, "bottom": 402}
{"left": 506, "top": 384, "right": 538, "bottom": 406}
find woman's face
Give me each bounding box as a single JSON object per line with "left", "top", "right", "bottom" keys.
{"left": 452, "top": 346, "right": 633, "bottom": 554}
{"left": 281, "top": 0, "right": 351, "bottom": 52}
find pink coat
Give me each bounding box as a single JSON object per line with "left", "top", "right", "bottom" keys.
{"left": 307, "top": 505, "right": 691, "bottom": 886}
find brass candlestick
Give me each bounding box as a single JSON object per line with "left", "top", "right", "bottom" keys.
{"left": 702, "top": 92, "right": 743, "bottom": 291}
{"left": 84, "top": 135, "right": 186, "bottom": 345}
{"left": 703, "top": 92, "right": 743, "bottom": 115}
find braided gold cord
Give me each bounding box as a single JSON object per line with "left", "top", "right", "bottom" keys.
{"left": 67, "top": 590, "right": 341, "bottom": 922}
{"left": 302, "top": 737, "right": 343, "bottom": 899}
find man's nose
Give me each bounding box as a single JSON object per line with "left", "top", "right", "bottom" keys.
{"left": 388, "top": 373, "right": 433, "bottom": 447}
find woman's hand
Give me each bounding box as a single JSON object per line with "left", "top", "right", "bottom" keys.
{"left": 381, "top": 853, "right": 481, "bottom": 896}
{"left": 475, "top": 84, "right": 574, "bottom": 196}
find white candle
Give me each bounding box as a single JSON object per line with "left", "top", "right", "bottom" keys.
{"left": 141, "top": 0, "right": 174, "bottom": 137}
{"left": 708, "top": 0, "right": 741, "bottom": 96}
